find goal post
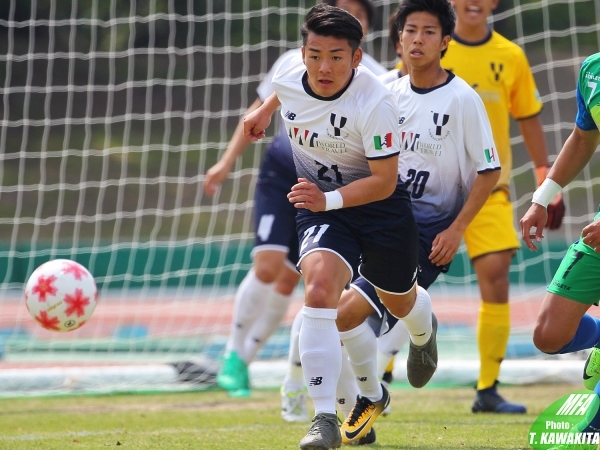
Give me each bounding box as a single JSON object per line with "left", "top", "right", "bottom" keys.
{"left": 0, "top": 0, "right": 599, "bottom": 396}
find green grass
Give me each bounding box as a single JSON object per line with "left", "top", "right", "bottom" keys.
{"left": 0, "top": 383, "right": 581, "bottom": 449}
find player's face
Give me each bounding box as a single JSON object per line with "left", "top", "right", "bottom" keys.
{"left": 400, "top": 11, "right": 449, "bottom": 71}
{"left": 335, "top": 0, "right": 370, "bottom": 36}
{"left": 451, "top": 0, "right": 499, "bottom": 28}
{"left": 302, "top": 32, "right": 362, "bottom": 98}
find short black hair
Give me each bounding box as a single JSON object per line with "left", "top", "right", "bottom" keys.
{"left": 321, "top": 0, "right": 375, "bottom": 30}
{"left": 301, "top": 4, "right": 364, "bottom": 53}
{"left": 395, "top": 0, "right": 455, "bottom": 58}
{"left": 388, "top": 8, "right": 399, "bottom": 47}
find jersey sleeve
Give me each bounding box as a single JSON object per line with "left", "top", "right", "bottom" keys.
{"left": 360, "top": 93, "right": 400, "bottom": 160}
{"left": 463, "top": 91, "right": 501, "bottom": 172}
{"left": 576, "top": 54, "right": 600, "bottom": 131}
{"left": 509, "top": 46, "right": 543, "bottom": 120}
{"left": 575, "top": 83, "right": 597, "bottom": 131}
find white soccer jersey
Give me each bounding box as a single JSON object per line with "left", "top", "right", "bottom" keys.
{"left": 257, "top": 48, "right": 387, "bottom": 101}
{"left": 378, "top": 69, "right": 403, "bottom": 85}
{"left": 387, "top": 72, "right": 500, "bottom": 226}
{"left": 272, "top": 53, "right": 399, "bottom": 191}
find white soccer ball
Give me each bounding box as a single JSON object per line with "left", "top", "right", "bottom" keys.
{"left": 24, "top": 259, "right": 98, "bottom": 332}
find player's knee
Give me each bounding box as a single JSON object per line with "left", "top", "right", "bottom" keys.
{"left": 532, "top": 324, "right": 565, "bottom": 354}
{"left": 253, "top": 263, "right": 280, "bottom": 284}
{"left": 275, "top": 268, "right": 301, "bottom": 296}
{"left": 304, "top": 281, "right": 336, "bottom": 309}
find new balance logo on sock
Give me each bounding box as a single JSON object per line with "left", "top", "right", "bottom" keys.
{"left": 309, "top": 377, "right": 323, "bottom": 386}
{"left": 358, "top": 377, "right": 367, "bottom": 382}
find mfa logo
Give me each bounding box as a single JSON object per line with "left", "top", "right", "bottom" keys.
{"left": 529, "top": 390, "right": 600, "bottom": 449}
{"left": 327, "top": 113, "right": 348, "bottom": 139}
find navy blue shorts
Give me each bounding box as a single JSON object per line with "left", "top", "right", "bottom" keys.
{"left": 253, "top": 134, "right": 299, "bottom": 265}
{"left": 295, "top": 182, "right": 419, "bottom": 294}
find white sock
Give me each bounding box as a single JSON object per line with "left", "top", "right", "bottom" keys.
{"left": 300, "top": 306, "right": 341, "bottom": 416}
{"left": 336, "top": 346, "right": 359, "bottom": 420}
{"left": 377, "top": 322, "right": 410, "bottom": 377}
{"left": 397, "top": 286, "right": 432, "bottom": 347}
{"left": 225, "top": 269, "right": 274, "bottom": 363}
{"left": 244, "top": 290, "right": 290, "bottom": 362}
{"left": 282, "top": 309, "right": 305, "bottom": 393}
{"left": 339, "top": 321, "right": 382, "bottom": 402}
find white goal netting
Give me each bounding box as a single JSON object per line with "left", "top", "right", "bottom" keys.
{"left": 0, "top": 0, "right": 599, "bottom": 396}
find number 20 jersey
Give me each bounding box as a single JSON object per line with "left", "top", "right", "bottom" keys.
{"left": 271, "top": 53, "right": 400, "bottom": 192}
{"left": 387, "top": 73, "right": 501, "bottom": 234}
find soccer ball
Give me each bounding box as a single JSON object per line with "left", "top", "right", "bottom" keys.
{"left": 24, "top": 259, "right": 98, "bottom": 332}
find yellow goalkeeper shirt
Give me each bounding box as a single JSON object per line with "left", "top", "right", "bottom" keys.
{"left": 441, "top": 30, "right": 543, "bottom": 191}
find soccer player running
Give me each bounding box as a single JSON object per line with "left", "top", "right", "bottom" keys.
{"left": 336, "top": 0, "right": 500, "bottom": 444}
{"left": 203, "top": 0, "right": 386, "bottom": 402}
{"left": 438, "top": 0, "right": 563, "bottom": 413}
{"left": 244, "top": 5, "right": 433, "bottom": 449}
{"left": 520, "top": 52, "right": 600, "bottom": 450}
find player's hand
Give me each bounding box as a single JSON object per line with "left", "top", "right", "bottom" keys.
{"left": 429, "top": 227, "right": 462, "bottom": 266}
{"left": 520, "top": 203, "right": 547, "bottom": 251}
{"left": 203, "top": 160, "right": 230, "bottom": 196}
{"left": 581, "top": 218, "right": 600, "bottom": 253}
{"left": 545, "top": 192, "right": 565, "bottom": 230}
{"left": 288, "top": 178, "right": 326, "bottom": 212}
{"left": 243, "top": 107, "right": 271, "bottom": 141}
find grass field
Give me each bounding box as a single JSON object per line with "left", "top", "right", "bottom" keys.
{"left": 0, "top": 382, "right": 582, "bottom": 449}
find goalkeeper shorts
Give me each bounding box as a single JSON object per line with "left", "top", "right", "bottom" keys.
{"left": 463, "top": 189, "right": 520, "bottom": 260}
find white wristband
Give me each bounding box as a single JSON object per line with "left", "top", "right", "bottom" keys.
{"left": 324, "top": 190, "right": 344, "bottom": 211}
{"left": 532, "top": 178, "right": 562, "bottom": 208}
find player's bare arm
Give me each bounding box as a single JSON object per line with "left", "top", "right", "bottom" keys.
{"left": 243, "top": 92, "right": 281, "bottom": 141}
{"left": 287, "top": 155, "right": 399, "bottom": 212}
{"left": 520, "top": 126, "right": 600, "bottom": 250}
{"left": 519, "top": 114, "right": 565, "bottom": 230}
{"left": 204, "top": 98, "right": 264, "bottom": 196}
{"left": 430, "top": 169, "right": 500, "bottom": 266}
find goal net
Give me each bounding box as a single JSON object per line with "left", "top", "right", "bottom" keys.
{"left": 0, "top": 0, "right": 599, "bottom": 397}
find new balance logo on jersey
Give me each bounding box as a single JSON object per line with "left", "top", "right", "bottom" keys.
{"left": 398, "top": 116, "right": 406, "bottom": 124}
{"left": 357, "top": 377, "right": 367, "bottom": 382}
{"left": 484, "top": 147, "right": 497, "bottom": 163}
{"left": 289, "top": 127, "right": 318, "bottom": 147}
{"left": 400, "top": 131, "right": 420, "bottom": 151}
{"left": 374, "top": 133, "right": 392, "bottom": 150}
{"left": 284, "top": 110, "right": 297, "bottom": 120}
{"left": 328, "top": 113, "right": 348, "bottom": 138}
{"left": 309, "top": 377, "right": 323, "bottom": 386}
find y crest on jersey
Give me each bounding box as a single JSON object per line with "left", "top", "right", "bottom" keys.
{"left": 429, "top": 112, "right": 450, "bottom": 141}
{"left": 327, "top": 113, "right": 349, "bottom": 139}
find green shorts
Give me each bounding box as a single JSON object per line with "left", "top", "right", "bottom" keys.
{"left": 547, "top": 212, "right": 600, "bottom": 305}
